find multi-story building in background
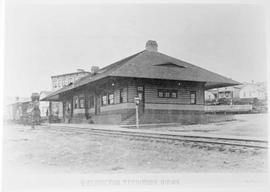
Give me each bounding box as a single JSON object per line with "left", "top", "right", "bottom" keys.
{"left": 51, "top": 69, "right": 91, "bottom": 91}
{"left": 48, "top": 69, "right": 91, "bottom": 120}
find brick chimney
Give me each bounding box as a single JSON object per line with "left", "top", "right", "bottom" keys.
{"left": 91, "top": 66, "right": 99, "bottom": 74}
{"left": 31, "top": 93, "right": 40, "bottom": 101}
{"left": 145, "top": 40, "right": 158, "bottom": 52}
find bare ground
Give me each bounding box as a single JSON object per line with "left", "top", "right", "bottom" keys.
{"left": 2, "top": 116, "right": 267, "bottom": 174}
{"left": 148, "top": 113, "right": 268, "bottom": 140}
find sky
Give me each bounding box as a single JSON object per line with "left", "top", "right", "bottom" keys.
{"left": 3, "top": 1, "right": 267, "bottom": 100}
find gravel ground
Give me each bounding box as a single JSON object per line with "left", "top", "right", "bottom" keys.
{"left": 148, "top": 114, "right": 268, "bottom": 139}
{"left": 2, "top": 120, "right": 267, "bottom": 174}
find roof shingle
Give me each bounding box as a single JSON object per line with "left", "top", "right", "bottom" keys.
{"left": 43, "top": 50, "right": 239, "bottom": 100}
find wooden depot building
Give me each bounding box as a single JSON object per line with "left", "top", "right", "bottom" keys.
{"left": 43, "top": 40, "right": 239, "bottom": 125}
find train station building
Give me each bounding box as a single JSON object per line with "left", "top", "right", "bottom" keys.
{"left": 42, "top": 40, "right": 239, "bottom": 124}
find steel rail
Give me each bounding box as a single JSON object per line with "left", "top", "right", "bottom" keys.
{"left": 40, "top": 125, "right": 268, "bottom": 149}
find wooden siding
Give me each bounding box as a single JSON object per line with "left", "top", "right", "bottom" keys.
{"left": 114, "top": 89, "right": 120, "bottom": 104}
{"left": 144, "top": 82, "right": 204, "bottom": 105}
{"left": 60, "top": 78, "right": 208, "bottom": 124}
{"left": 145, "top": 103, "right": 204, "bottom": 111}
{"left": 127, "top": 83, "right": 137, "bottom": 102}
{"left": 100, "top": 103, "right": 135, "bottom": 112}
{"left": 88, "top": 108, "right": 95, "bottom": 114}
{"left": 114, "top": 87, "right": 128, "bottom": 104}
{"left": 73, "top": 108, "right": 85, "bottom": 114}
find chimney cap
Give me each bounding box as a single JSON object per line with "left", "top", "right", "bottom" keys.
{"left": 145, "top": 40, "right": 158, "bottom": 52}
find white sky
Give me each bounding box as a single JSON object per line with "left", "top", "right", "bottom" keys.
{"left": 3, "top": 1, "right": 267, "bottom": 99}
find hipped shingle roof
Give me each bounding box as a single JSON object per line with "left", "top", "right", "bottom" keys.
{"left": 43, "top": 50, "right": 239, "bottom": 101}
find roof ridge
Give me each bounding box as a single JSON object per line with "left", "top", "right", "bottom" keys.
{"left": 98, "top": 50, "right": 145, "bottom": 74}
{"left": 43, "top": 49, "right": 240, "bottom": 101}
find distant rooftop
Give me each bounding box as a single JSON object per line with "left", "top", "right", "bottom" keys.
{"left": 51, "top": 69, "right": 90, "bottom": 78}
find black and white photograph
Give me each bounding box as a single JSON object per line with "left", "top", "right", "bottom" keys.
{"left": 1, "top": 0, "right": 269, "bottom": 191}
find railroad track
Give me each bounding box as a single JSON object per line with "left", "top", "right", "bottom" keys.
{"left": 39, "top": 125, "right": 268, "bottom": 151}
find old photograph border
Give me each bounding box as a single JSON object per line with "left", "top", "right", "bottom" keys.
{"left": 1, "top": 0, "right": 269, "bottom": 192}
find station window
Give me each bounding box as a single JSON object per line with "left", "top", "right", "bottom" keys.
{"left": 158, "top": 91, "right": 164, "bottom": 98}
{"left": 59, "top": 80, "right": 63, "bottom": 87}
{"left": 79, "top": 97, "right": 85, "bottom": 108}
{"left": 108, "top": 93, "right": 114, "bottom": 105}
{"left": 157, "top": 89, "right": 178, "bottom": 99}
{"left": 165, "top": 92, "right": 170, "bottom": 98}
{"left": 190, "top": 91, "right": 196, "bottom": 104}
{"left": 101, "top": 91, "right": 115, "bottom": 106}
{"left": 171, "top": 92, "right": 177, "bottom": 98}
{"left": 74, "top": 96, "right": 79, "bottom": 108}
{"left": 102, "top": 95, "right": 107, "bottom": 106}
